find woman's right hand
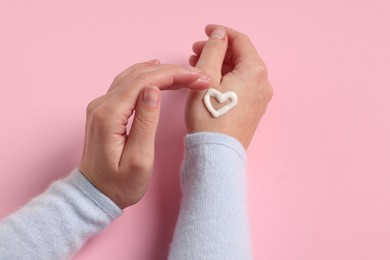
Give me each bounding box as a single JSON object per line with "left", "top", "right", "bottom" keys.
{"left": 80, "top": 60, "right": 211, "bottom": 209}
{"left": 185, "top": 24, "right": 273, "bottom": 149}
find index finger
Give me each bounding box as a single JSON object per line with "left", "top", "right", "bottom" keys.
{"left": 195, "top": 26, "right": 229, "bottom": 86}
{"left": 205, "top": 24, "right": 265, "bottom": 69}
{"left": 112, "top": 64, "right": 211, "bottom": 113}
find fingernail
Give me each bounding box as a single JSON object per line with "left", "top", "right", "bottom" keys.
{"left": 185, "top": 66, "right": 200, "bottom": 72}
{"left": 211, "top": 28, "right": 226, "bottom": 40}
{"left": 198, "top": 74, "right": 212, "bottom": 82}
{"left": 143, "top": 86, "right": 159, "bottom": 107}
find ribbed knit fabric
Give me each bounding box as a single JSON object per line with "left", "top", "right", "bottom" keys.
{"left": 0, "top": 133, "right": 251, "bottom": 259}
{"left": 0, "top": 169, "right": 122, "bottom": 260}
{"left": 168, "top": 132, "right": 252, "bottom": 260}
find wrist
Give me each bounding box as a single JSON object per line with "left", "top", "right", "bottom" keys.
{"left": 185, "top": 132, "right": 246, "bottom": 161}
{"left": 72, "top": 169, "right": 122, "bottom": 217}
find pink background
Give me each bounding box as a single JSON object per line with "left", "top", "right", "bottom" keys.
{"left": 1, "top": 0, "right": 389, "bottom": 259}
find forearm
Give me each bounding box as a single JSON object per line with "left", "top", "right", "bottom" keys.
{"left": 0, "top": 169, "right": 122, "bottom": 260}
{"left": 169, "top": 132, "right": 252, "bottom": 260}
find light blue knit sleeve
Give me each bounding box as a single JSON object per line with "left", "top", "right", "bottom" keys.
{"left": 168, "top": 132, "right": 252, "bottom": 260}
{"left": 0, "top": 169, "right": 122, "bottom": 260}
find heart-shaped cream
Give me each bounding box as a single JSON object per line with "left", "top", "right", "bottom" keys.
{"left": 203, "top": 88, "right": 238, "bottom": 118}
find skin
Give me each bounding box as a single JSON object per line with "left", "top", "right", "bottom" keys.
{"left": 79, "top": 60, "right": 211, "bottom": 209}
{"left": 186, "top": 24, "right": 273, "bottom": 149}
{"left": 79, "top": 24, "right": 273, "bottom": 209}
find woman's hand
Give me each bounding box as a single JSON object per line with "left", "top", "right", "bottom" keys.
{"left": 186, "top": 25, "right": 273, "bottom": 149}
{"left": 80, "top": 60, "right": 211, "bottom": 209}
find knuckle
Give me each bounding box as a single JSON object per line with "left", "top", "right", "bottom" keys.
{"left": 86, "top": 97, "right": 103, "bottom": 117}
{"left": 256, "top": 82, "right": 273, "bottom": 104}
{"left": 86, "top": 100, "right": 97, "bottom": 116}
{"left": 89, "top": 104, "right": 113, "bottom": 128}
{"left": 252, "top": 64, "right": 268, "bottom": 79}
{"left": 113, "top": 72, "right": 126, "bottom": 84}
{"left": 265, "top": 82, "right": 274, "bottom": 101}
{"left": 90, "top": 106, "right": 106, "bottom": 125}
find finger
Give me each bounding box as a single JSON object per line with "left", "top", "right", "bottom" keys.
{"left": 193, "top": 41, "right": 234, "bottom": 65}
{"left": 192, "top": 41, "right": 206, "bottom": 54}
{"left": 117, "top": 59, "right": 160, "bottom": 79}
{"left": 195, "top": 27, "right": 228, "bottom": 85}
{"left": 108, "top": 59, "right": 160, "bottom": 93}
{"left": 121, "top": 86, "right": 160, "bottom": 172}
{"left": 205, "top": 24, "right": 265, "bottom": 68}
{"left": 120, "top": 64, "right": 211, "bottom": 91}
{"left": 113, "top": 64, "right": 211, "bottom": 113}
{"left": 189, "top": 55, "right": 198, "bottom": 67}
{"left": 129, "top": 64, "right": 212, "bottom": 91}
{"left": 189, "top": 55, "right": 234, "bottom": 76}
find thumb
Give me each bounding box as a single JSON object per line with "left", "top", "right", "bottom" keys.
{"left": 121, "top": 86, "right": 161, "bottom": 171}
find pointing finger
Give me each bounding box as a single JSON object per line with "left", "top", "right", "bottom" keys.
{"left": 205, "top": 24, "right": 265, "bottom": 68}
{"left": 193, "top": 41, "right": 234, "bottom": 65}
{"left": 195, "top": 27, "right": 228, "bottom": 85}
